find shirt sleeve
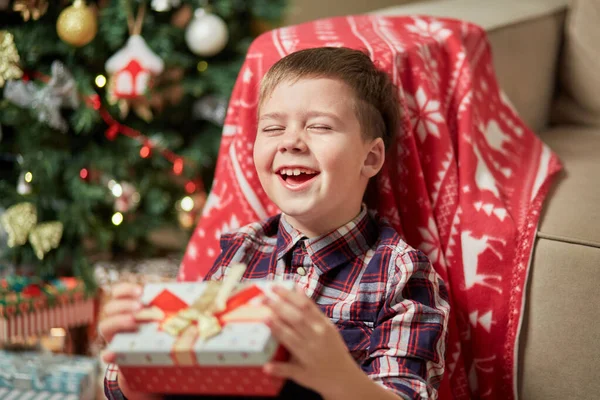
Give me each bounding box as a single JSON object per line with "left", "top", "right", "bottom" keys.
{"left": 204, "top": 232, "right": 253, "bottom": 281}
{"left": 103, "top": 363, "right": 128, "bottom": 400}
{"left": 362, "top": 249, "right": 450, "bottom": 400}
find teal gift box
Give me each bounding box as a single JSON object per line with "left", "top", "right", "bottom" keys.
{"left": 0, "top": 350, "right": 98, "bottom": 399}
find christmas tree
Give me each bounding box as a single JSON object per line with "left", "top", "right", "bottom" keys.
{"left": 0, "top": 0, "right": 287, "bottom": 286}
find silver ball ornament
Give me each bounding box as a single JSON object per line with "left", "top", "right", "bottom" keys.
{"left": 185, "top": 9, "right": 229, "bottom": 57}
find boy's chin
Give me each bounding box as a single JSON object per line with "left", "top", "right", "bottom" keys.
{"left": 273, "top": 198, "right": 320, "bottom": 218}
{"left": 275, "top": 203, "right": 313, "bottom": 217}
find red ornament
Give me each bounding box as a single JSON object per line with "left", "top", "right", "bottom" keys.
{"left": 80, "top": 168, "right": 89, "bottom": 180}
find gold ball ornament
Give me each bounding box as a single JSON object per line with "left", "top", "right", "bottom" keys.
{"left": 56, "top": 0, "right": 98, "bottom": 47}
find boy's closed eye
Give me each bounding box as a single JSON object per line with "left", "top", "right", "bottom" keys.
{"left": 308, "top": 125, "right": 332, "bottom": 131}
{"left": 260, "top": 125, "right": 333, "bottom": 134}
{"left": 261, "top": 126, "right": 286, "bottom": 134}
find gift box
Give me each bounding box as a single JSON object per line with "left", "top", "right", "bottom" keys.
{"left": 108, "top": 280, "right": 293, "bottom": 397}
{"left": 0, "top": 350, "right": 98, "bottom": 399}
{"left": 0, "top": 277, "right": 96, "bottom": 342}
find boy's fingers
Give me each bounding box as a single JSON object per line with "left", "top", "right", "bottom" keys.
{"left": 104, "top": 299, "right": 143, "bottom": 316}
{"left": 267, "top": 315, "right": 309, "bottom": 363}
{"left": 98, "top": 314, "right": 138, "bottom": 343}
{"left": 101, "top": 350, "right": 117, "bottom": 364}
{"left": 110, "top": 283, "right": 143, "bottom": 299}
{"left": 264, "top": 297, "right": 318, "bottom": 340}
{"left": 263, "top": 361, "right": 303, "bottom": 380}
{"left": 273, "top": 286, "right": 320, "bottom": 316}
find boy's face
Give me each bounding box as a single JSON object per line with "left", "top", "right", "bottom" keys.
{"left": 254, "top": 77, "right": 384, "bottom": 236}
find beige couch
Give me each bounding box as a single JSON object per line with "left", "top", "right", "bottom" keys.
{"left": 371, "top": 0, "right": 600, "bottom": 399}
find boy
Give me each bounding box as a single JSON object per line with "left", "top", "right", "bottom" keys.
{"left": 100, "top": 47, "right": 450, "bottom": 400}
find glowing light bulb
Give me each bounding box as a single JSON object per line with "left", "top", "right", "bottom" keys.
{"left": 180, "top": 196, "right": 194, "bottom": 212}
{"left": 112, "top": 212, "right": 124, "bottom": 226}
{"left": 111, "top": 183, "right": 123, "bottom": 197}
{"left": 95, "top": 75, "right": 107, "bottom": 88}
{"left": 197, "top": 61, "right": 208, "bottom": 72}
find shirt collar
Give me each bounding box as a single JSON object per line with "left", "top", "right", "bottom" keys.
{"left": 276, "top": 206, "right": 378, "bottom": 273}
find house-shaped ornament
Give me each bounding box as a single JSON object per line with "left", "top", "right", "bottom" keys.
{"left": 105, "top": 35, "right": 165, "bottom": 100}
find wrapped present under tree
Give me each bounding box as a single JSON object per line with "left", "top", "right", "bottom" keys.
{"left": 0, "top": 349, "right": 98, "bottom": 399}
{"left": 0, "top": 276, "right": 95, "bottom": 343}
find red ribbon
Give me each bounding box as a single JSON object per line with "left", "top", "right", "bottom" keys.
{"left": 139, "top": 285, "right": 269, "bottom": 365}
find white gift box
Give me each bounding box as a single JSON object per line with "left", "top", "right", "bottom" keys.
{"left": 108, "top": 280, "right": 293, "bottom": 396}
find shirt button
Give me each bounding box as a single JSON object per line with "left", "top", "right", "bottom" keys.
{"left": 296, "top": 267, "right": 306, "bottom": 276}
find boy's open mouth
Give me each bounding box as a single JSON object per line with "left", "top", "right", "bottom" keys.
{"left": 277, "top": 167, "right": 320, "bottom": 186}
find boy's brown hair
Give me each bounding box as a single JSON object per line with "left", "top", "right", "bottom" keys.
{"left": 258, "top": 47, "right": 400, "bottom": 150}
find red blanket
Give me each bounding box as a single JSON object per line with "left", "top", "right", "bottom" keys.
{"left": 179, "top": 16, "right": 561, "bottom": 399}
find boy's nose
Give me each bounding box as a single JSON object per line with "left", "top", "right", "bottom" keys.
{"left": 277, "top": 130, "right": 307, "bottom": 153}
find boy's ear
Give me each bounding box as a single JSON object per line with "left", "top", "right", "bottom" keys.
{"left": 362, "top": 138, "right": 385, "bottom": 178}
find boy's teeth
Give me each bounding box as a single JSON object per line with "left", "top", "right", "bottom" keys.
{"left": 279, "top": 167, "right": 317, "bottom": 176}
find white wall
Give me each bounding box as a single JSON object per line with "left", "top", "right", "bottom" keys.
{"left": 284, "top": 0, "right": 429, "bottom": 25}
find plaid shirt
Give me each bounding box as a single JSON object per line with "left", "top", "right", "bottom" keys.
{"left": 105, "top": 208, "right": 450, "bottom": 400}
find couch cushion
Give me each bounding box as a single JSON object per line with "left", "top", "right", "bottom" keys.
{"left": 370, "top": 0, "right": 568, "bottom": 133}
{"left": 552, "top": 0, "right": 600, "bottom": 126}
{"left": 537, "top": 126, "right": 600, "bottom": 247}
{"left": 519, "top": 238, "right": 600, "bottom": 400}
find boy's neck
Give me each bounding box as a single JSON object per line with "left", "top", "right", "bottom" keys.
{"left": 282, "top": 204, "right": 364, "bottom": 238}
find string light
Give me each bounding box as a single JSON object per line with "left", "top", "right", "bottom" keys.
{"left": 80, "top": 168, "right": 88, "bottom": 180}
{"left": 108, "top": 180, "right": 123, "bottom": 197}
{"left": 131, "top": 192, "right": 141, "bottom": 204}
{"left": 50, "top": 328, "right": 66, "bottom": 337}
{"left": 173, "top": 158, "right": 184, "bottom": 175}
{"left": 33, "top": 69, "right": 206, "bottom": 196}
{"left": 95, "top": 75, "right": 107, "bottom": 88}
{"left": 185, "top": 181, "right": 196, "bottom": 194}
{"left": 197, "top": 61, "right": 208, "bottom": 72}
{"left": 140, "top": 145, "right": 151, "bottom": 158}
{"left": 24, "top": 172, "right": 33, "bottom": 182}
{"left": 112, "top": 212, "right": 124, "bottom": 226}
{"left": 180, "top": 196, "right": 194, "bottom": 212}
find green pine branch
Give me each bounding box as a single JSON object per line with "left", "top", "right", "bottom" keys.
{"left": 0, "top": 0, "right": 288, "bottom": 286}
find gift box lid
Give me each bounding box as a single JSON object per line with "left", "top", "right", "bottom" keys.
{"left": 108, "top": 280, "right": 294, "bottom": 367}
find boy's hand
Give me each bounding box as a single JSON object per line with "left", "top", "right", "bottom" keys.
{"left": 262, "top": 286, "right": 362, "bottom": 397}
{"left": 99, "top": 283, "right": 160, "bottom": 400}
{"left": 98, "top": 282, "right": 143, "bottom": 360}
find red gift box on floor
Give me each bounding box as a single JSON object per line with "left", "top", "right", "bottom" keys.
{"left": 108, "top": 281, "right": 292, "bottom": 396}
{"left": 0, "top": 277, "right": 95, "bottom": 342}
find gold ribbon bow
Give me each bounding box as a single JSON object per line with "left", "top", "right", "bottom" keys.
{"left": 135, "top": 264, "right": 250, "bottom": 341}
{"left": 0, "top": 202, "right": 63, "bottom": 260}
